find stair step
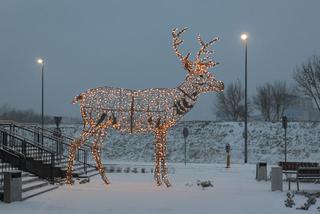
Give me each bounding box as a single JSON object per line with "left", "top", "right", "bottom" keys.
{"left": 22, "top": 176, "right": 40, "bottom": 185}
{"left": 61, "top": 164, "right": 86, "bottom": 171}
{"left": 22, "top": 184, "right": 58, "bottom": 201}
{"left": 22, "top": 172, "right": 34, "bottom": 177}
{"left": 55, "top": 161, "right": 81, "bottom": 167}
{"left": 22, "top": 180, "right": 49, "bottom": 192}
{"left": 75, "top": 168, "right": 99, "bottom": 177}
{"left": 86, "top": 171, "right": 99, "bottom": 178}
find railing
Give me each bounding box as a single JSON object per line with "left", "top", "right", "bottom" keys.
{"left": 0, "top": 121, "right": 93, "bottom": 173}
{"left": 0, "top": 127, "right": 55, "bottom": 182}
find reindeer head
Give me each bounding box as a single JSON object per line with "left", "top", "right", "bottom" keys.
{"left": 172, "top": 27, "right": 224, "bottom": 93}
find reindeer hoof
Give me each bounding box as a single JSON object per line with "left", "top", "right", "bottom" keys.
{"left": 66, "top": 179, "right": 75, "bottom": 185}
{"left": 155, "top": 178, "right": 162, "bottom": 186}
{"left": 101, "top": 175, "right": 111, "bottom": 185}
{"left": 164, "top": 181, "right": 172, "bottom": 188}
{"left": 103, "top": 181, "right": 110, "bottom": 185}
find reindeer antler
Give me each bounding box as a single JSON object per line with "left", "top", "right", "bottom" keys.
{"left": 196, "top": 34, "right": 219, "bottom": 68}
{"left": 172, "top": 27, "right": 187, "bottom": 61}
{"left": 172, "top": 27, "right": 193, "bottom": 71}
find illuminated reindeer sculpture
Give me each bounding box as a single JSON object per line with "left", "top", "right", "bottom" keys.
{"left": 66, "top": 27, "right": 224, "bottom": 187}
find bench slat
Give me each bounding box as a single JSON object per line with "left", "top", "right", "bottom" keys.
{"left": 279, "top": 162, "right": 319, "bottom": 171}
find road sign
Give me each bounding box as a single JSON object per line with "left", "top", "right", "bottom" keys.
{"left": 183, "top": 127, "right": 189, "bottom": 139}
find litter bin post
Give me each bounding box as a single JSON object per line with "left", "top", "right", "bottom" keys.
{"left": 225, "top": 143, "right": 231, "bottom": 168}
{"left": 3, "top": 171, "right": 22, "bottom": 203}
{"left": 256, "top": 162, "right": 267, "bottom": 181}
{"left": 271, "top": 166, "right": 283, "bottom": 191}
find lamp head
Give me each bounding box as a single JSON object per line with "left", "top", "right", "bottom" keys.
{"left": 37, "top": 58, "right": 44, "bottom": 64}
{"left": 241, "top": 33, "right": 248, "bottom": 41}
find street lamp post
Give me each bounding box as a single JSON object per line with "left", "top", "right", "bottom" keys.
{"left": 37, "top": 58, "right": 44, "bottom": 147}
{"left": 241, "top": 33, "right": 248, "bottom": 163}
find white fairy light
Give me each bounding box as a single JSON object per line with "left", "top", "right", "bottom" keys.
{"left": 66, "top": 27, "right": 224, "bottom": 187}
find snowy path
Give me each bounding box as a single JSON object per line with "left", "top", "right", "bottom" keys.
{"left": 1, "top": 164, "right": 319, "bottom": 214}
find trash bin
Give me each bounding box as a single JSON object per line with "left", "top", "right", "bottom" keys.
{"left": 3, "top": 171, "right": 22, "bottom": 203}
{"left": 256, "top": 162, "right": 267, "bottom": 181}
{"left": 271, "top": 166, "right": 283, "bottom": 191}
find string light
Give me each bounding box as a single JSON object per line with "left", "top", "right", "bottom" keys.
{"left": 66, "top": 27, "right": 224, "bottom": 187}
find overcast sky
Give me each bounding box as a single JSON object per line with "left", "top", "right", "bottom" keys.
{"left": 1, "top": 0, "right": 320, "bottom": 120}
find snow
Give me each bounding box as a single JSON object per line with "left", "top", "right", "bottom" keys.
{"left": 3, "top": 121, "right": 319, "bottom": 213}
{"left": 61, "top": 121, "right": 320, "bottom": 164}
{"left": 1, "top": 163, "right": 320, "bottom": 213}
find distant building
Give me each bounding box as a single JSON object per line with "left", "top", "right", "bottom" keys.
{"left": 284, "top": 96, "right": 320, "bottom": 121}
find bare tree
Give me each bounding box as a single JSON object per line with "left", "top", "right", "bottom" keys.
{"left": 254, "top": 83, "right": 273, "bottom": 121}
{"left": 294, "top": 55, "right": 320, "bottom": 112}
{"left": 254, "top": 81, "right": 295, "bottom": 121}
{"left": 215, "top": 80, "right": 248, "bottom": 121}
{"left": 271, "top": 81, "right": 294, "bottom": 121}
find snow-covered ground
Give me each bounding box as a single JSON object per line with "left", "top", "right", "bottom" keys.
{"left": 1, "top": 163, "right": 320, "bottom": 214}
{"left": 61, "top": 121, "right": 320, "bottom": 164}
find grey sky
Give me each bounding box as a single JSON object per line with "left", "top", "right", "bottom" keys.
{"left": 1, "top": 0, "right": 320, "bottom": 120}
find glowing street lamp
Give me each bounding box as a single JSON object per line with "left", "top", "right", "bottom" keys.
{"left": 241, "top": 33, "right": 248, "bottom": 41}
{"left": 241, "top": 33, "right": 248, "bottom": 163}
{"left": 37, "top": 58, "right": 45, "bottom": 147}
{"left": 37, "top": 58, "right": 43, "bottom": 65}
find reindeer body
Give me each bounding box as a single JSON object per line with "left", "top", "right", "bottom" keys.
{"left": 66, "top": 27, "right": 224, "bottom": 187}
{"left": 74, "top": 84, "right": 197, "bottom": 134}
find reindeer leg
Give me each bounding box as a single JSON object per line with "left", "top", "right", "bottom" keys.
{"left": 92, "top": 130, "right": 110, "bottom": 185}
{"left": 154, "top": 131, "right": 163, "bottom": 186}
{"left": 160, "top": 131, "right": 171, "bottom": 187}
{"left": 66, "top": 130, "right": 91, "bottom": 185}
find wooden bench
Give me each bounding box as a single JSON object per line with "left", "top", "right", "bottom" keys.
{"left": 296, "top": 167, "right": 320, "bottom": 191}
{"left": 278, "top": 162, "right": 319, "bottom": 190}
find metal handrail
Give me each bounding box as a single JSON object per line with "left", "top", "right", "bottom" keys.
{"left": 0, "top": 128, "right": 55, "bottom": 182}
{"left": 0, "top": 121, "right": 95, "bottom": 171}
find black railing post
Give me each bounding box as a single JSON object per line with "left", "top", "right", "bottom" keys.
{"left": 33, "top": 126, "right": 37, "bottom": 144}
{"left": 56, "top": 139, "right": 59, "bottom": 157}
{"left": 12, "top": 125, "right": 15, "bottom": 147}
{"left": 51, "top": 153, "right": 55, "bottom": 184}
{"left": 0, "top": 130, "right": 3, "bottom": 146}
{"left": 20, "top": 153, "right": 26, "bottom": 171}
{"left": 3, "top": 132, "right": 7, "bottom": 147}
{"left": 22, "top": 140, "right": 26, "bottom": 156}
{"left": 9, "top": 124, "right": 13, "bottom": 147}
{"left": 37, "top": 129, "right": 40, "bottom": 146}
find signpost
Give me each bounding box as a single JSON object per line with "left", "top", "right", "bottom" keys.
{"left": 183, "top": 127, "right": 189, "bottom": 165}
{"left": 282, "top": 116, "right": 288, "bottom": 162}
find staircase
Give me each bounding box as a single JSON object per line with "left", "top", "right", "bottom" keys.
{"left": 0, "top": 121, "right": 98, "bottom": 201}
{"left": 0, "top": 163, "right": 58, "bottom": 201}
{"left": 21, "top": 172, "right": 58, "bottom": 200}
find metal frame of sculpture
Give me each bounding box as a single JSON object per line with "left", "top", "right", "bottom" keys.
{"left": 66, "top": 27, "right": 224, "bottom": 187}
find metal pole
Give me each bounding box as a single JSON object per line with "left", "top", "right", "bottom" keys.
{"left": 184, "top": 138, "right": 187, "bottom": 165}
{"left": 284, "top": 128, "right": 287, "bottom": 162}
{"left": 244, "top": 41, "right": 248, "bottom": 163}
{"left": 41, "top": 63, "right": 44, "bottom": 148}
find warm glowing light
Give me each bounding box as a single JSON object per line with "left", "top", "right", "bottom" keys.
{"left": 241, "top": 33, "right": 248, "bottom": 41}
{"left": 66, "top": 27, "right": 224, "bottom": 187}
{"left": 37, "top": 58, "right": 44, "bottom": 64}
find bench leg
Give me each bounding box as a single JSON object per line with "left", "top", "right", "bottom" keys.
{"left": 288, "top": 180, "right": 291, "bottom": 190}
{"left": 297, "top": 179, "right": 299, "bottom": 191}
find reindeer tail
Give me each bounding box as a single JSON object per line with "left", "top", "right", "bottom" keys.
{"left": 72, "top": 94, "right": 84, "bottom": 104}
